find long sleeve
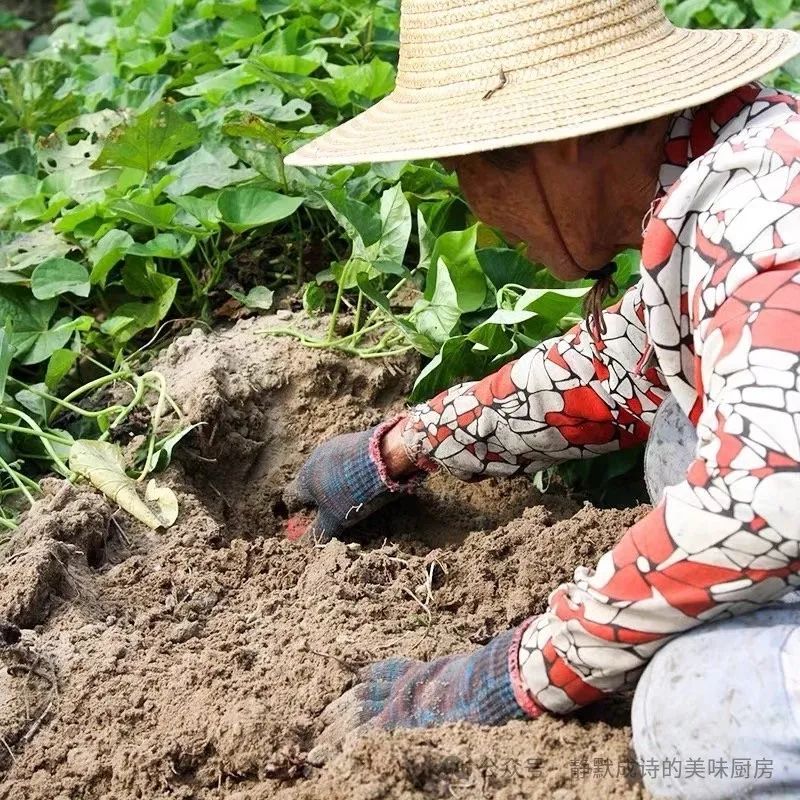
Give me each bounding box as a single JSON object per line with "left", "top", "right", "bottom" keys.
{"left": 401, "top": 282, "right": 669, "bottom": 481}
{"left": 512, "top": 108, "right": 800, "bottom": 716}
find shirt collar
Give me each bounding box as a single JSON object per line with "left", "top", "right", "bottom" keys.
{"left": 655, "top": 81, "right": 767, "bottom": 200}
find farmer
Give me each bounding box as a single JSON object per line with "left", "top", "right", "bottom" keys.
{"left": 283, "top": 0, "right": 800, "bottom": 795}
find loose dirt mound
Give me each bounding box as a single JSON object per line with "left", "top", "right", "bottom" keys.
{"left": 0, "top": 316, "right": 649, "bottom": 800}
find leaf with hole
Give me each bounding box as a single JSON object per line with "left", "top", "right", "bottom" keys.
{"left": 92, "top": 102, "right": 201, "bottom": 173}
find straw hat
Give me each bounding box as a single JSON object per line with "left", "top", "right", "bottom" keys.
{"left": 284, "top": 0, "right": 800, "bottom": 167}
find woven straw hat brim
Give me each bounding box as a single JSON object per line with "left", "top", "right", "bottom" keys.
{"left": 285, "top": 27, "right": 800, "bottom": 167}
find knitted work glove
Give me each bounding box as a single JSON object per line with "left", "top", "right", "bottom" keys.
{"left": 283, "top": 416, "right": 426, "bottom": 542}
{"left": 308, "top": 626, "right": 542, "bottom": 764}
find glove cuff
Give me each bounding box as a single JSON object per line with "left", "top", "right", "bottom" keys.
{"left": 508, "top": 617, "right": 546, "bottom": 719}
{"left": 468, "top": 625, "right": 538, "bottom": 725}
{"left": 368, "top": 415, "right": 432, "bottom": 493}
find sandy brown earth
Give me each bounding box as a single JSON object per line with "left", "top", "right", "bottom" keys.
{"left": 0, "top": 316, "right": 649, "bottom": 799}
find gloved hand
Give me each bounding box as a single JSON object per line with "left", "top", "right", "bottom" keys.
{"left": 283, "top": 416, "right": 426, "bottom": 542}
{"left": 308, "top": 625, "right": 541, "bottom": 764}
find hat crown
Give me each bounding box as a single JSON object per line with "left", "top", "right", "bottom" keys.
{"left": 396, "top": 0, "right": 674, "bottom": 90}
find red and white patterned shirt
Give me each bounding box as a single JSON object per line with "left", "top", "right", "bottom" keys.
{"left": 400, "top": 81, "right": 800, "bottom": 714}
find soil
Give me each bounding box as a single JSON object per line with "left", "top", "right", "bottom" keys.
{"left": 0, "top": 314, "right": 650, "bottom": 800}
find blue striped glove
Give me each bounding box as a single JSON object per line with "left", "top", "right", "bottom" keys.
{"left": 284, "top": 416, "right": 424, "bottom": 542}
{"left": 308, "top": 626, "right": 540, "bottom": 763}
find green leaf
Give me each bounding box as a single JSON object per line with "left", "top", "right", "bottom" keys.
{"left": 14, "top": 384, "right": 48, "bottom": 420}
{"left": 477, "top": 248, "right": 540, "bottom": 291}
{"left": 108, "top": 199, "right": 177, "bottom": 228}
{"left": 753, "top": 0, "right": 791, "bottom": 19}
{"left": 164, "top": 145, "right": 257, "bottom": 197}
{"left": 128, "top": 233, "right": 196, "bottom": 259}
{"left": 322, "top": 59, "right": 396, "bottom": 104}
{"left": 145, "top": 423, "right": 204, "bottom": 472}
{"left": 709, "top": 0, "right": 746, "bottom": 26}
{"left": 178, "top": 65, "right": 261, "bottom": 104}
{"left": 173, "top": 195, "right": 222, "bottom": 230}
{"left": 31, "top": 258, "right": 91, "bottom": 300}
{"left": 467, "top": 321, "right": 516, "bottom": 360}
{"left": 0, "top": 12, "right": 33, "bottom": 31}
{"left": 0, "top": 59, "right": 79, "bottom": 135}
{"left": 227, "top": 285, "right": 274, "bottom": 310}
{"left": 377, "top": 183, "right": 411, "bottom": 264}
{"left": 321, "top": 189, "right": 382, "bottom": 249}
{"left": 0, "top": 225, "right": 72, "bottom": 273}
{"left": 302, "top": 281, "right": 325, "bottom": 314}
{"left": 0, "top": 326, "right": 12, "bottom": 399}
{"left": 0, "top": 173, "right": 38, "bottom": 207}
{"left": 217, "top": 186, "right": 303, "bottom": 232}
{"left": 45, "top": 348, "right": 79, "bottom": 390}
{"left": 428, "top": 226, "right": 487, "bottom": 313}
{"left": 100, "top": 316, "right": 136, "bottom": 337}
{"left": 108, "top": 303, "right": 162, "bottom": 342}
{"left": 118, "top": 0, "right": 174, "bottom": 38}
{"left": 53, "top": 202, "right": 99, "bottom": 234}
{"left": 69, "top": 440, "right": 179, "bottom": 529}
{"left": 410, "top": 335, "right": 488, "bottom": 403}
{"left": 217, "top": 12, "right": 265, "bottom": 50}
{"left": 252, "top": 52, "right": 325, "bottom": 76}
{"left": 92, "top": 102, "right": 201, "bottom": 173}
{"left": 88, "top": 229, "right": 134, "bottom": 286}
{"left": 122, "top": 259, "right": 179, "bottom": 314}
{"left": 19, "top": 316, "right": 86, "bottom": 366}
{"left": 514, "top": 286, "right": 589, "bottom": 321}
{"left": 412, "top": 261, "right": 463, "bottom": 344}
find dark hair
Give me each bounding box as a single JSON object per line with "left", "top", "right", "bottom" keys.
{"left": 480, "top": 145, "right": 530, "bottom": 171}
{"left": 480, "top": 119, "right": 651, "bottom": 171}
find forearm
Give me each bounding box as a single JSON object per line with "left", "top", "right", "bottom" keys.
{"left": 514, "top": 269, "right": 800, "bottom": 715}
{"left": 386, "top": 284, "right": 665, "bottom": 482}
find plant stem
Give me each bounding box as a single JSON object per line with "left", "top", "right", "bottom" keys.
{"left": 179, "top": 257, "right": 205, "bottom": 309}
{"left": 265, "top": 321, "right": 385, "bottom": 350}
{"left": 136, "top": 371, "right": 167, "bottom": 483}
{"left": 353, "top": 291, "right": 364, "bottom": 333}
{"left": 0, "top": 456, "right": 35, "bottom": 505}
{"left": 3, "top": 408, "right": 72, "bottom": 477}
{"left": 0, "top": 423, "right": 73, "bottom": 446}
{"left": 326, "top": 280, "right": 345, "bottom": 343}
{"left": 358, "top": 346, "right": 414, "bottom": 360}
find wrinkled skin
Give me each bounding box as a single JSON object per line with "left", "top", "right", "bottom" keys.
{"left": 441, "top": 115, "right": 671, "bottom": 280}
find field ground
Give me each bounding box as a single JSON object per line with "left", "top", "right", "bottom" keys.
{"left": 0, "top": 316, "right": 648, "bottom": 799}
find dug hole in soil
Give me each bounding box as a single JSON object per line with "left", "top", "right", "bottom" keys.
{"left": 0, "top": 314, "right": 650, "bottom": 800}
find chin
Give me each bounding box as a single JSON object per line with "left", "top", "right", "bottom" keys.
{"left": 546, "top": 262, "right": 586, "bottom": 282}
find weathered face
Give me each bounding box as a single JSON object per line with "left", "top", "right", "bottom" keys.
{"left": 441, "top": 119, "right": 669, "bottom": 282}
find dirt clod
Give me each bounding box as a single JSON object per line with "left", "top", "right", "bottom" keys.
{"left": 0, "top": 319, "right": 648, "bottom": 799}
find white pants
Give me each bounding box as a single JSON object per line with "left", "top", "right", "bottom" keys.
{"left": 633, "top": 397, "right": 800, "bottom": 798}
{"left": 632, "top": 598, "right": 800, "bottom": 799}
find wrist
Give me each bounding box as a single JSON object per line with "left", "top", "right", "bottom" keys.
{"left": 379, "top": 415, "right": 417, "bottom": 479}
{"left": 368, "top": 416, "right": 429, "bottom": 493}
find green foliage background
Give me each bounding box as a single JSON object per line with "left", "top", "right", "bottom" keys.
{"left": 0, "top": 0, "right": 797, "bottom": 514}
